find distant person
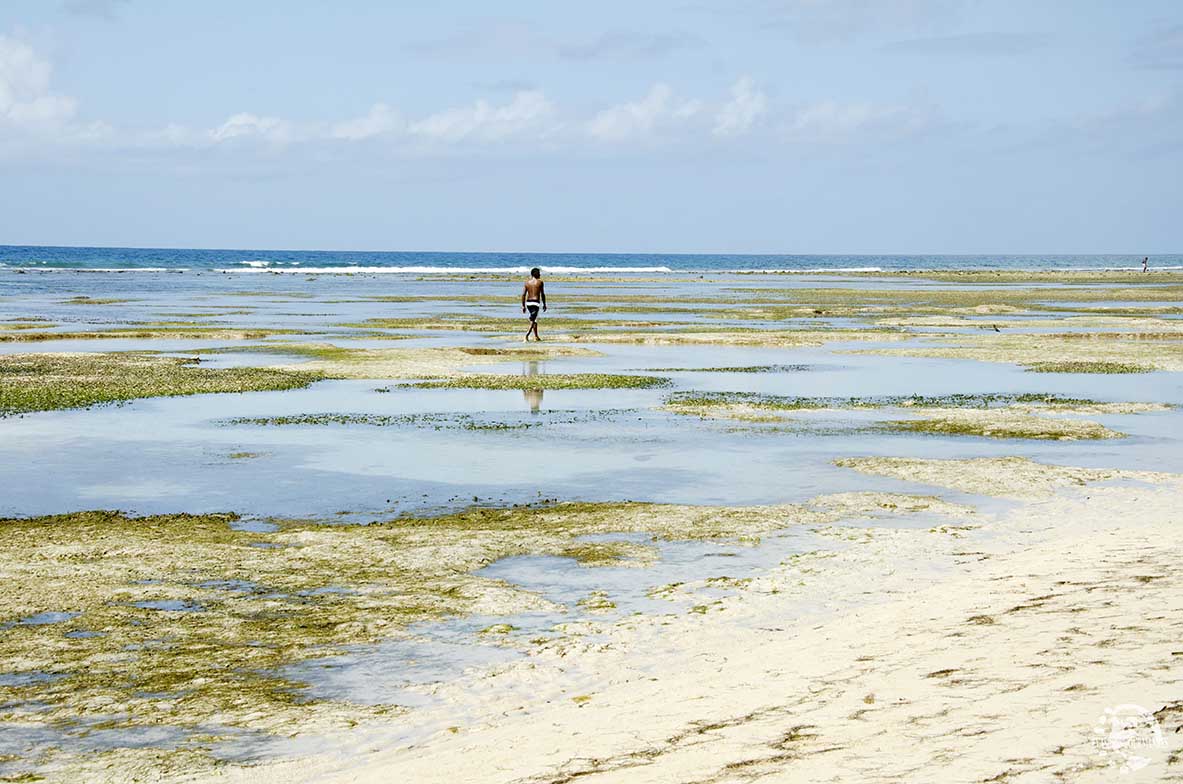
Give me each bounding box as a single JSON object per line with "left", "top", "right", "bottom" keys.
{"left": 521, "top": 267, "right": 547, "bottom": 341}
{"left": 1142, "top": 256, "right": 1149, "bottom": 273}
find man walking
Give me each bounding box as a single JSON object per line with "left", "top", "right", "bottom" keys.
{"left": 521, "top": 267, "right": 547, "bottom": 341}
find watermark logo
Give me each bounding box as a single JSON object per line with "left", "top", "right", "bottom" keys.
{"left": 1091, "top": 704, "right": 1166, "bottom": 775}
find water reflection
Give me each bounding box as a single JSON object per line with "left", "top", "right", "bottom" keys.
{"left": 521, "top": 360, "right": 544, "bottom": 413}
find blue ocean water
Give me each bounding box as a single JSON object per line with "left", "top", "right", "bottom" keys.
{"left": 0, "top": 245, "right": 1179, "bottom": 274}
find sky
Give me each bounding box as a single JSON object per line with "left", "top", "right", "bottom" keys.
{"left": 0, "top": 1, "right": 1179, "bottom": 254}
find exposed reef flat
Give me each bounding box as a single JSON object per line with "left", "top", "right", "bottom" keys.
{"left": 662, "top": 392, "right": 1162, "bottom": 440}
{"left": 833, "top": 455, "right": 1170, "bottom": 499}
{"left": 0, "top": 327, "right": 299, "bottom": 342}
{"left": 414, "top": 373, "right": 670, "bottom": 390}
{"left": 0, "top": 353, "right": 322, "bottom": 416}
{"left": 558, "top": 329, "right": 909, "bottom": 347}
{"left": 851, "top": 331, "right": 1183, "bottom": 372}
{"left": 0, "top": 493, "right": 966, "bottom": 778}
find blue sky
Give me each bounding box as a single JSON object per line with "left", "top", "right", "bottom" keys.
{"left": 0, "top": 1, "right": 1179, "bottom": 253}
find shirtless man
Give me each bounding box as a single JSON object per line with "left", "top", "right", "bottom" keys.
{"left": 521, "top": 267, "right": 547, "bottom": 341}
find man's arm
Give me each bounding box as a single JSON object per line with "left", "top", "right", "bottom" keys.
{"left": 522, "top": 284, "right": 527, "bottom": 312}
{"left": 540, "top": 281, "right": 546, "bottom": 310}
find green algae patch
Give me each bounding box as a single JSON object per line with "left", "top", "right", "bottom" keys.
{"left": 1024, "top": 361, "right": 1153, "bottom": 374}
{"left": 62, "top": 296, "right": 138, "bottom": 305}
{"left": 199, "top": 342, "right": 374, "bottom": 363}
{"left": 0, "top": 492, "right": 970, "bottom": 777}
{"left": 666, "top": 391, "right": 828, "bottom": 413}
{"left": 135, "top": 320, "right": 226, "bottom": 328}
{"left": 884, "top": 409, "right": 1123, "bottom": 441}
{"left": 0, "top": 353, "right": 324, "bottom": 416}
{"left": 166, "top": 309, "right": 257, "bottom": 317}
{"left": 576, "top": 591, "right": 617, "bottom": 613}
{"left": 0, "top": 327, "right": 299, "bottom": 343}
{"left": 479, "top": 623, "right": 517, "bottom": 635}
{"left": 558, "top": 540, "right": 658, "bottom": 567}
{"left": 704, "top": 575, "right": 753, "bottom": 590}
{"left": 414, "top": 373, "right": 669, "bottom": 390}
{"left": 664, "top": 391, "right": 1107, "bottom": 417}
{"left": 665, "top": 391, "right": 1153, "bottom": 439}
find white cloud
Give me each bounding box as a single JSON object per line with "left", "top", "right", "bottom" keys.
{"left": 0, "top": 35, "right": 77, "bottom": 129}
{"left": 0, "top": 45, "right": 784, "bottom": 157}
{"left": 209, "top": 112, "right": 293, "bottom": 143}
{"left": 331, "top": 103, "right": 403, "bottom": 141}
{"left": 586, "top": 83, "right": 701, "bottom": 142}
{"left": 409, "top": 90, "right": 557, "bottom": 143}
{"left": 713, "top": 76, "right": 766, "bottom": 136}
{"left": 587, "top": 83, "right": 671, "bottom": 142}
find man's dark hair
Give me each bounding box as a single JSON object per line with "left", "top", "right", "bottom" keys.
{"left": 530, "top": 267, "right": 541, "bottom": 278}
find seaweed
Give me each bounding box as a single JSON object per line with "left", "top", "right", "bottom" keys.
{"left": 0, "top": 353, "right": 323, "bottom": 416}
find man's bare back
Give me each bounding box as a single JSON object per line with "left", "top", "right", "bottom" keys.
{"left": 521, "top": 268, "right": 547, "bottom": 341}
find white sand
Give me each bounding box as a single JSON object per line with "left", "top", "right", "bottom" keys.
{"left": 166, "top": 464, "right": 1182, "bottom": 784}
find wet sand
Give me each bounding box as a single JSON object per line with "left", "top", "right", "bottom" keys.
{"left": 184, "top": 462, "right": 1183, "bottom": 784}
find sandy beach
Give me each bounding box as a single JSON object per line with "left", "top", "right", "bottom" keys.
{"left": 153, "top": 459, "right": 1178, "bottom": 784}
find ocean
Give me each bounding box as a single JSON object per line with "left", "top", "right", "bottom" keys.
{"left": 0, "top": 245, "right": 1179, "bottom": 274}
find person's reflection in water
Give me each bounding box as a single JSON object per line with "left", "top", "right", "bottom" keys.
{"left": 522, "top": 360, "right": 544, "bottom": 413}
{"left": 523, "top": 387, "right": 543, "bottom": 413}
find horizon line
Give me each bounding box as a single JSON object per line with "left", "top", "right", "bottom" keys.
{"left": 0, "top": 243, "right": 1176, "bottom": 258}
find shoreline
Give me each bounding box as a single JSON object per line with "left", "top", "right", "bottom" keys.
{"left": 130, "top": 461, "right": 1181, "bottom": 783}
